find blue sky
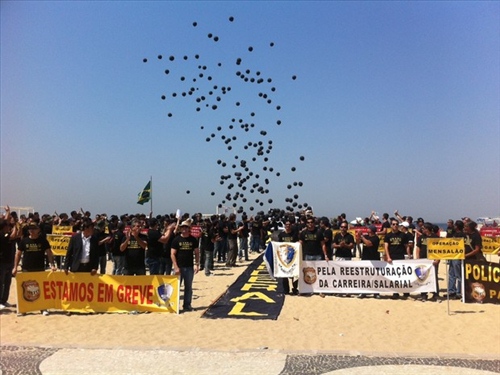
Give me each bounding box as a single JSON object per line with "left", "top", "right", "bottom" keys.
{"left": 1, "top": 1, "right": 499, "bottom": 223}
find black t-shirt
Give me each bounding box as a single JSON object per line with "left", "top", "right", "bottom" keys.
{"left": 146, "top": 229, "right": 163, "bottom": 259}
{"left": 404, "top": 231, "right": 414, "bottom": 245}
{"left": 162, "top": 232, "right": 175, "bottom": 259}
{"left": 217, "top": 220, "right": 228, "bottom": 239}
{"left": 95, "top": 230, "right": 108, "bottom": 257}
{"left": 333, "top": 232, "right": 355, "bottom": 258}
{"left": 171, "top": 235, "right": 198, "bottom": 267}
{"left": 416, "top": 233, "right": 438, "bottom": 259}
{"left": 0, "top": 232, "right": 15, "bottom": 263}
{"left": 299, "top": 228, "right": 324, "bottom": 257}
{"left": 250, "top": 221, "right": 262, "bottom": 236}
{"left": 237, "top": 221, "right": 249, "bottom": 238}
{"left": 384, "top": 231, "right": 409, "bottom": 260}
{"left": 319, "top": 227, "right": 333, "bottom": 258}
{"left": 381, "top": 221, "right": 391, "bottom": 232}
{"left": 200, "top": 226, "right": 215, "bottom": 251}
{"left": 226, "top": 221, "right": 237, "bottom": 240}
{"left": 465, "top": 231, "right": 483, "bottom": 259}
{"left": 361, "top": 234, "right": 380, "bottom": 260}
{"left": 278, "top": 230, "right": 299, "bottom": 243}
{"left": 112, "top": 231, "right": 125, "bottom": 256}
{"left": 122, "top": 234, "right": 146, "bottom": 269}
{"left": 19, "top": 237, "right": 50, "bottom": 271}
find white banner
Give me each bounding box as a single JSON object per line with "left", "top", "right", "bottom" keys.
{"left": 299, "top": 259, "right": 437, "bottom": 294}
{"left": 272, "top": 242, "right": 300, "bottom": 278}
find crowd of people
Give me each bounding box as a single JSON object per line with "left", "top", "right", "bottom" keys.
{"left": 0, "top": 205, "right": 487, "bottom": 313}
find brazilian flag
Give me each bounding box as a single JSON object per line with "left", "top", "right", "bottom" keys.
{"left": 137, "top": 181, "right": 151, "bottom": 205}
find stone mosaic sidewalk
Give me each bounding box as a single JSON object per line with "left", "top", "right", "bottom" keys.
{"left": 1, "top": 345, "right": 499, "bottom": 375}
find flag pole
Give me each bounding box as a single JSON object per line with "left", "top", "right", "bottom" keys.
{"left": 150, "top": 176, "right": 153, "bottom": 217}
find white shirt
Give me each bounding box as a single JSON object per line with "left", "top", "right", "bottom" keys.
{"left": 80, "top": 233, "right": 91, "bottom": 263}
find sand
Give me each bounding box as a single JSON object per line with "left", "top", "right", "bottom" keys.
{"left": 1, "top": 253, "right": 499, "bottom": 358}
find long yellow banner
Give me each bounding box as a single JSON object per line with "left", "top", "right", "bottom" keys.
{"left": 15, "top": 271, "right": 180, "bottom": 314}
{"left": 427, "top": 238, "right": 465, "bottom": 260}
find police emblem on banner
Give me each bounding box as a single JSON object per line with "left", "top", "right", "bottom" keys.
{"left": 303, "top": 267, "right": 317, "bottom": 285}
{"left": 414, "top": 265, "right": 431, "bottom": 282}
{"left": 470, "top": 282, "right": 486, "bottom": 303}
{"left": 22, "top": 280, "right": 40, "bottom": 302}
{"left": 277, "top": 243, "right": 297, "bottom": 268}
{"left": 157, "top": 283, "right": 174, "bottom": 306}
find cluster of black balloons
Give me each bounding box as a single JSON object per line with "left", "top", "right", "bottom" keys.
{"left": 143, "top": 16, "right": 309, "bottom": 214}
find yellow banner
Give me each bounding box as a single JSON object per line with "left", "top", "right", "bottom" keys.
{"left": 378, "top": 235, "right": 385, "bottom": 253}
{"left": 15, "top": 271, "right": 180, "bottom": 314}
{"left": 482, "top": 236, "right": 500, "bottom": 255}
{"left": 46, "top": 234, "right": 71, "bottom": 256}
{"left": 427, "top": 238, "right": 465, "bottom": 260}
{"left": 52, "top": 225, "right": 73, "bottom": 234}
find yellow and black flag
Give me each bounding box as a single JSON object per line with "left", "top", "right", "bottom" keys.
{"left": 137, "top": 180, "right": 151, "bottom": 205}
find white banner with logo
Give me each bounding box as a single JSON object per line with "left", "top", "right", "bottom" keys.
{"left": 272, "top": 242, "right": 300, "bottom": 278}
{"left": 299, "top": 259, "right": 437, "bottom": 294}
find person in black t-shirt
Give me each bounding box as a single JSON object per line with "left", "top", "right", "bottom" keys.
{"left": 446, "top": 220, "right": 465, "bottom": 299}
{"left": 146, "top": 218, "right": 175, "bottom": 275}
{"left": 384, "top": 219, "right": 410, "bottom": 300}
{"left": 236, "top": 215, "right": 250, "bottom": 261}
{"left": 249, "top": 216, "right": 263, "bottom": 254}
{"left": 120, "top": 219, "right": 147, "bottom": 275}
{"left": 225, "top": 214, "right": 238, "bottom": 267}
{"left": 13, "top": 222, "right": 55, "bottom": 316}
{"left": 464, "top": 221, "right": 484, "bottom": 261}
{"left": 200, "top": 219, "right": 216, "bottom": 276}
{"left": 0, "top": 215, "right": 18, "bottom": 309}
{"left": 171, "top": 219, "right": 200, "bottom": 312}
{"left": 357, "top": 225, "right": 380, "bottom": 261}
{"left": 299, "top": 217, "right": 328, "bottom": 261}
{"left": 111, "top": 222, "right": 126, "bottom": 275}
{"left": 318, "top": 217, "right": 333, "bottom": 259}
{"left": 14, "top": 223, "right": 56, "bottom": 275}
{"left": 445, "top": 219, "right": 456, "bottom": 238}
{"left": 333, "top": 223, "right": 354, "bottom": 260}
{"left": 356, "top": 225, "right": 381, "bottom": 299}
{"left": 384, "top": 220, "right": 410, "bottom": 262}
{"left": 377, "top": 213, "right": 391, "bottom": 236}
{"left": 95, "top": 220, "right": 112, "bottom": 274}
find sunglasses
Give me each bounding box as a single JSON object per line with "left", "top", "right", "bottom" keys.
{"left": 340, "top": 226, "right": 348, "bottom": 229}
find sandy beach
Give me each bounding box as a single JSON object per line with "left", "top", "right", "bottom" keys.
{"left": 1, "top": 253, "right": 499, "bottom": 358}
